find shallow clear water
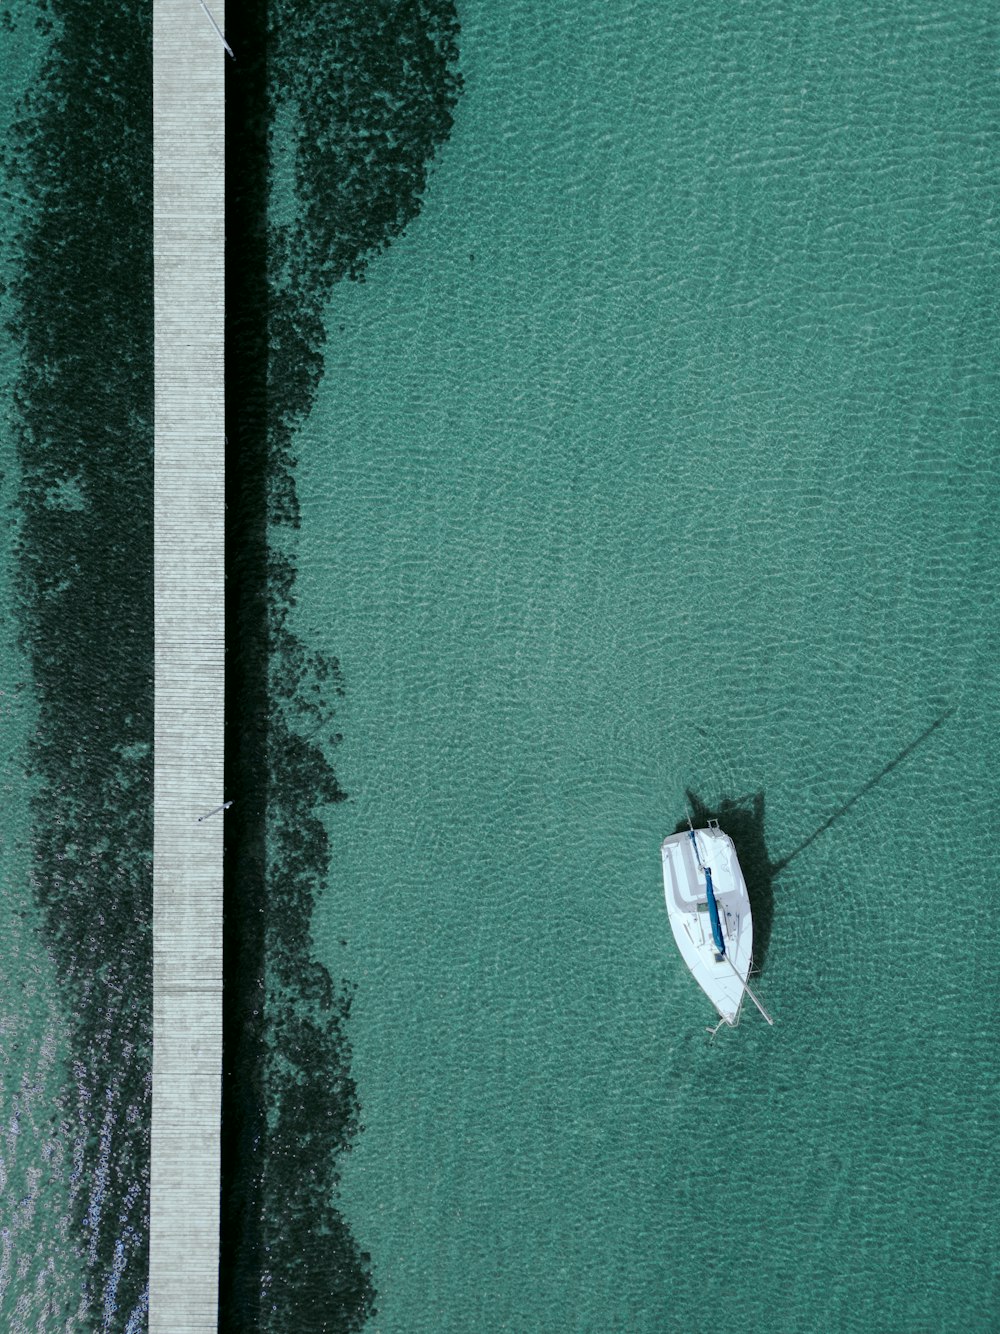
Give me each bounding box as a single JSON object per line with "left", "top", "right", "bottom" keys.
{"left": 0, "top": 1, "right": 997, "bottom": 1330}
{"left": 0, "top": 8, "right": 84, "bottom": 1327}
{"left": 1, "top": 3, "right": 153, "bottom": 1329}
{"left": 284, "top": 2, "right": 999, "bottom": 1329}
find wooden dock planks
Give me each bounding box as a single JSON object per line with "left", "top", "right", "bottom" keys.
{"left": 150, "top": 1, "right": 225, "bottom": 1328}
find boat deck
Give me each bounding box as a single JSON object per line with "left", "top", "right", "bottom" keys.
{"left": 662, "top": 826, "right": 753, "bottom": 1025}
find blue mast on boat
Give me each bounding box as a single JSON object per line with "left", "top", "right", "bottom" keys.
{"left": 665, "top": 815, "right": 775, "bottom": 1029}
{"left": 687, "top": 825, "right": 725, "bottom": 958}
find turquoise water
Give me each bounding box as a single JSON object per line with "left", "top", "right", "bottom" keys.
{"left": 0, "top": 0, "right": 996, "bottom": 1329}
{"left": 1, "top": 2, "right": 153, "bottom": 1327}
{"left": 284, "top": 2, "right": 999, "bottom": 1330}
{"left": 0, "top": 7, "right": 85, "bottom": 1325}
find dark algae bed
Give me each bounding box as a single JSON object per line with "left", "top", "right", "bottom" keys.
{"left": 4, "top": 0, "right": 461, "bottom": 1327}
{"left": 4, "top": 0, "right": 153, "bottom": 1326}
{"left": 224, "top": 2, "right": 461, "bottom": 1329}
{"left": 284, "top": 3, "right": 998, "bottom": 1330}
{"left": 5, "top": 1, "right": 995, "bottom": 1332}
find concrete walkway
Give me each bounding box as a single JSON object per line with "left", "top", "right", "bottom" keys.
{"left": 150, "top": 1, "right": 225, "bottom": 1328}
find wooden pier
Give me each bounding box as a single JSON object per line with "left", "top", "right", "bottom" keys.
{"left": 150, "top": 0, "right": 225, "bottom": 1328}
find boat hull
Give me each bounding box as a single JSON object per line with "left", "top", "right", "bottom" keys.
{"left": 662, "top": 826, "right": 753, "bottom": 1025}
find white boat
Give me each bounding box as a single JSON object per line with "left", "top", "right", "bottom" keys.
{"left": 661, "top": 819, "right": 772, "bottom": 1029}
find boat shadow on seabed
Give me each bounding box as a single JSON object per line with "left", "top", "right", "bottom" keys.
{"left": 677, "top": 708, "right": 955, "bottom": 978}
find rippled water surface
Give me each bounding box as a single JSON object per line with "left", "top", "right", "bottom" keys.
{"left": 2, "top": 2, "right": 152, "bottom": 1328}
{"left": 1, "top": 7, "right": 79, "bottom": 1327}
{"left": 1, "top": 1, "right": 997, "bottom": 1332}
{"left": 284, "top": 3, "right": 999, "bottom": 1331}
